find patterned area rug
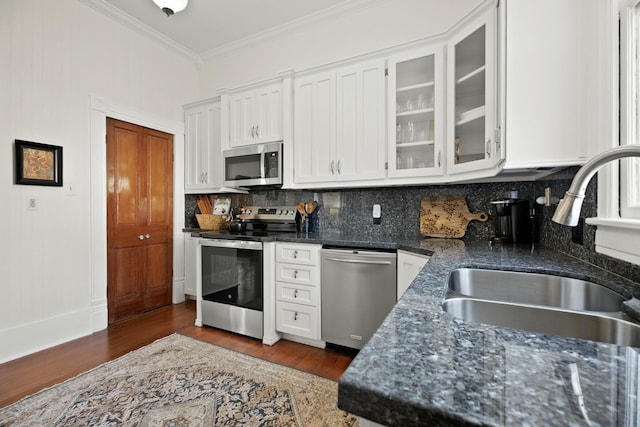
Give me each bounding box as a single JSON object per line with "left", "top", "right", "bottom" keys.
{"left": 0, "top": 334, "right": 359, "bottom": 426}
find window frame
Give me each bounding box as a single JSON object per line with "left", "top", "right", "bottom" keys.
{"left": 587, "top": 0, "right": 640, "bottom": 266}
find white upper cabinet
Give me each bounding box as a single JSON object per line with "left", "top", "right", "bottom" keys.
{"left": 335, "top": 61, "right": 386, "bottom": 181}
{"left": 228, "top": 81, "right": 283, "bottom": 147}
{"left": 294, "top": 71, "right": 337, "bottom": 184}
{"left": 184, "top": 99, "right": 223, "bottom": 193}
{"left": 294, "top": 60, "right": 386, "bottom": 185}
{"left": 387, "top": 45, "right": 445, "bottom": 178}
{"left": 446, "top": 7, "right": 502, "bottom": 176}
{"left": 502, "top": 0, "right": 601, "bottom": 169}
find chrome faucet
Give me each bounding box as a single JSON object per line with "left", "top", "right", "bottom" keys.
{"left": 552, "top": 145, "right": 640, "bottom": 226}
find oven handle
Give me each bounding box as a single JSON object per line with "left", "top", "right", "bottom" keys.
{"left": 199, "top": 239, "right": 263, "bottom": 251}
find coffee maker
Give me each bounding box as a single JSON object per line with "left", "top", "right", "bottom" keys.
{"left": 490, "top": 196, "right": 531, "bottom": 243}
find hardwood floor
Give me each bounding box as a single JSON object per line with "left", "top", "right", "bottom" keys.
{"left": 0, "top": 300, "right": 357, "bottom": 408}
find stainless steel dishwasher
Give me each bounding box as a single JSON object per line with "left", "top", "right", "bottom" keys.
{"left": 321, "top": 248, "right": 397, "bottom": 349}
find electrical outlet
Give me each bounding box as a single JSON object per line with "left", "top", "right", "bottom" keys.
{"left": 373, "top": 204, "right": 381, "bottom": 225}
{"left": 27, "top": 197, "right": 38, "bottom": 210}
{"left": 571, "top": 217, "right": 584, "bottom": 245}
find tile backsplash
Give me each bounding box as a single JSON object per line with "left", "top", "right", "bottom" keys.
{"left": 186, "top": 167, "right": 640, "bottom": 283}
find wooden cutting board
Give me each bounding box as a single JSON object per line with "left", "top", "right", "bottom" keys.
{"left": 420, "top": 196, "right": 488, "bottom": 238}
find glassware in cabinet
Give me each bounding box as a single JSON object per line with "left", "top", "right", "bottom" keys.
{"left": 447, "top": 6, "right": 500, "bottom": 173}
{"left": 388, "top": 48, "right": 443, "bottom": 177}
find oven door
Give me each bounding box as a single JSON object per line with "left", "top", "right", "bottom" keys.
{"left": 198, "top": 239, "right": 264, "bottom": 339}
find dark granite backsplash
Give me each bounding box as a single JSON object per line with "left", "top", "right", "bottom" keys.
{"left": 185, "top": 167, "right": 640, "bottom": 283}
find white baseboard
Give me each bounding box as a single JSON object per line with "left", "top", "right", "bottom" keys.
{"left": 91, "top": 299, "right": 108, "bottom": 332}
{"left": 173, "top": 278, "right": 186, "bottom": 304}
{"left": 279, "top": 332, "right": 326, "bottom": 349}
{"left": 0, "top": 308, "right": 94, "bottom": 363}
{"left": 262, "top": 332, "right": 281, "bottom": 346}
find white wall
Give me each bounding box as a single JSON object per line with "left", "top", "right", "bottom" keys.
{"left": 0, "top": 0, "right": 199, "bottom": 363}
{"left": 199, "top": 0, "right": 483, "bottom": 95}
{"left": 0, "top": 0, "right": 482, "bottom": 363}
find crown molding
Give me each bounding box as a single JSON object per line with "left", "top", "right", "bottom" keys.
{"left": 77, "top": 0, "right": 202, "bottom": 64}
{"left": 78, "top": 0, "right": 384, "bottom": 65}
{"left": 200, "top": 0, "right": 385, "bottom": 61}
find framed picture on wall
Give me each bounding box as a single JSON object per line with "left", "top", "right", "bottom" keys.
{"left": 14, "top": 140, "right": 63, "bottom": 186}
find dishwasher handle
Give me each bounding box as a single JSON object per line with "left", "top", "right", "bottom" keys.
{"left": 325, "top": 257, "right": 393, "bottom": 265}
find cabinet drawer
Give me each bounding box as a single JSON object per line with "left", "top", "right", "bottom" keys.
{"left": 275, "top": 301, "right": 320, "bottom": 340}
{"left": 276, "top": 282, "right": 319, "bottom": 306}
{"left": 276, "top": 263, "right": 318, "bottom": 286}
{"left": 276, "top": 244, "right": 319, "bottom": 265}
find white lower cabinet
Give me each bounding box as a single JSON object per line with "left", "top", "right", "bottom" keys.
{"left": 397, "top": 250, "right": 430, "bottom": 300}
{"left": 184, "top": 233, "right": 198, "bottom": 297}
{"left": 275, "top": 301, "right": 320, "bottom": 340}
{"left": 275, "top": 243, "right": 322, "bottom": 341}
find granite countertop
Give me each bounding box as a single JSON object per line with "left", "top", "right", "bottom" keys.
{"left": 338, "top": 240, "right": 640, "bottom": 427}
{"left": 189, "top": 227, "right": 640, "bottom": 425}
{"left": 188, "top": 228, "right": 432, "bottom": 256}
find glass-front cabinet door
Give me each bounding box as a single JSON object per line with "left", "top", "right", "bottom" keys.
{"left": 447, "top": 8, "right": 501, "bottom": 174}
{"left": 387, "top": 45, "right": 444, "bottom": 178}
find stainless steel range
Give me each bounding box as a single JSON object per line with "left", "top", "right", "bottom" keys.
{"left": 198, "top": 206, "right": 297, "bottom": 339}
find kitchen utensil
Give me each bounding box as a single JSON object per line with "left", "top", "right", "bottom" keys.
{"left": 305, "top": 201, "right": 318, "bottom": 215}
{"left": 197, "top": 195, "right": 212, "bottom": 214}
{"left": 420, "top": 197, "right": 488, "bottom": 238}
{"left": 297, "top": 202, "right": 307, "bottom": 220}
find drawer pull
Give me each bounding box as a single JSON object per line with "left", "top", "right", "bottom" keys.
{"left": 293, "top": 250, "right": 298, "bottom": 259}
{"left": 294, "top": 289, "right": 298, "bottom": 298}
{"left": 294, "top": 312, "right": 298, "bottom": 321}
{"left": 293, "top": 270, "right": 298, "bottom": 279}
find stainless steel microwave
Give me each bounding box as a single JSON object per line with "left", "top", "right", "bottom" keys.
{"left": 223, "top": 142, "right": 282, "bottom": 187}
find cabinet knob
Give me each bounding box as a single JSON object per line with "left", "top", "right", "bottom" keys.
{"left": 138, "top": 235, "right": 145, "bottom": 240}
{"left": 145, "top": 234, "right": 150, "bottom": 239}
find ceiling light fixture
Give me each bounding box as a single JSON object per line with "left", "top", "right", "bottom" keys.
{"left": 153, "top": 0, "right": 188, "bottom": 17}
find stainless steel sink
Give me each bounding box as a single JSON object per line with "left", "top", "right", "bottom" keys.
{"left": 448, "top": 268, "right": 625, "bottom": 312}
{"left": 442, "top": 268, "right": 640, "bottom": 347}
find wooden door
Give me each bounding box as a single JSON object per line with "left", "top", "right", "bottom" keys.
{"left": 107, "top": 118, "right": 174, "bottom": 323}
